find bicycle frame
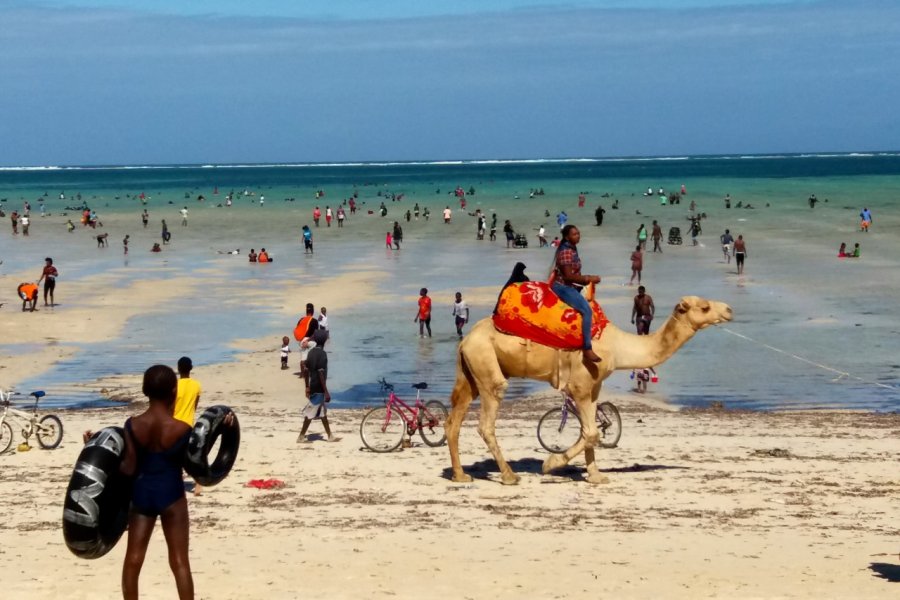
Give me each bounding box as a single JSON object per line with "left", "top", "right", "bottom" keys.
{"left": 556, "top": 393, "right": 575, "bottom": 420}
{"left": 558, "top": 392, "right": 618, "bottom": 434}
{"left": 1, "top": 391, "right": 46, "bottom": 437}
{"left": 382, "top": 390, "right": 423, "bottom": 433}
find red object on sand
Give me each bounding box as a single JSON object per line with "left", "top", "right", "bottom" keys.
{"left": 246, "top": 479, "right": 285, "bottom": 490}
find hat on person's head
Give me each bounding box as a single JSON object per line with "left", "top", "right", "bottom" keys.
{"left": 312, "top": 329, "right": 328, "bottom": 346}
{"left": 177, "top": 356, "right": 193, "bottom": 372}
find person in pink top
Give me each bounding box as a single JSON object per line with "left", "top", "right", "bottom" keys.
{"left": 313, "top": 206, "right": 321, "bottom": 227}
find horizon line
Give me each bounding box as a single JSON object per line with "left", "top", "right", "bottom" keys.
{"left": 2, "top": 150, "right": 899, "bottom": 171}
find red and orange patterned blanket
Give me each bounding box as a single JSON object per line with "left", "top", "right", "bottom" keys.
{"left": 492, "top": 281, "right": 609, "bottom": 349}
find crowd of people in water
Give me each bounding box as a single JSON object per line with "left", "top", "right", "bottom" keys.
{"left": 2, "top": 183, "right": 873, "bottom": 326}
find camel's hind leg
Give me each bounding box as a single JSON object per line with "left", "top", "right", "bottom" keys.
{"left": 446, "top": 352, "right": 478, "bottom": 483}
{"left": 449, "top": 332, "right": 520, "bottom": 485}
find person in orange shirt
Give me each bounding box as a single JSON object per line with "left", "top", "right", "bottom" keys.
{"left": 414, "top": 288, "right": 432, "bottom": 338}
{"left": 18, "top": 283, "right": 39, "bottom": 312}
{"left": 258, "top": 248, "right": 270, "bottom": 263}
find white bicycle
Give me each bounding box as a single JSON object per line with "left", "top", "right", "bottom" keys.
{"left": 0, "top": 389, "right": 64, "bottom": 453}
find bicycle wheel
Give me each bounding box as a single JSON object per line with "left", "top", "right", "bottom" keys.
{"left": 0, "top": 421, "right": 13, "bottom": 454}
{"left": 596, "top": 402, "right": 622, "bottom": 448}
{"left": 360, "top": 406, "right": 404, "bottom": 453}
{"left": 418, "top": 400, "right": 448, "bottom": 447}
{"left": 537, "top": 407, "right": 583, "bottom": 454}
{"left": 37, "top": 414, "right": 64, "bottom": 449}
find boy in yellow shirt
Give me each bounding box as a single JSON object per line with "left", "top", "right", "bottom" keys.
{"left": 174, "top": 356, "right": 202, "bottom": 494}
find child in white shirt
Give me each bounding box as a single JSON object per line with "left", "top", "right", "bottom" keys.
{"left": 280, "top": 336, "right": 291, "bottom": 370}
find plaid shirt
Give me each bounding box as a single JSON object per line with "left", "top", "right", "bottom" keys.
{"left": 555, "top": 242, "right": 581, "bottom": 285}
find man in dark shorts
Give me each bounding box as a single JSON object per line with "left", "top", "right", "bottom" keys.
{"left": 37, "top": 257, "right": 58, "bottom": 307}
{"left": 631, "top": 285, "right": 655, "bottom": 335}
{"left": 733, "top": 235, "right": 747, "bottom": 275}
{"left": 651, "top": 220, "right": 663, "bottom": 253}
{"left": 414, "top": 288, "right": 432, "bottom": 338}
{"left": 297, "top": 329, "right": 337, "bottom": 443}
{"left": 302, "top": 225, "right": 313, "bottom": 254}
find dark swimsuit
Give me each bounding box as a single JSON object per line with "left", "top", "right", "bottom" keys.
{"left": 126, "top": 418, "right": 191, "bottom": 517}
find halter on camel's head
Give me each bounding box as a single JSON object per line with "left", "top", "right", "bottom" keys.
{"left": 671, "top": 296, "right": 733, "bottom": 331}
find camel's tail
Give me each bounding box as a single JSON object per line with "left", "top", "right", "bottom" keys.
{"left": 450, "top": 343, "right": 479, "bottom": 408}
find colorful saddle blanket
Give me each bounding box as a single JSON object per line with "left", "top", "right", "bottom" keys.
{"left": 492, "top": 281, "right": 609, "bottom": 349}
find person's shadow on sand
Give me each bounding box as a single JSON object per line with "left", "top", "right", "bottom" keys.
{"left": 869, "top": 562, "right": 900, "bottom": 583}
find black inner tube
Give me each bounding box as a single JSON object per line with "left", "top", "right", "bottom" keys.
{"left": 184, "top": 405, "right": 240, "bottom": 487}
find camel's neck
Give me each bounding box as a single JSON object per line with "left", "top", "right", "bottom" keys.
{"left": 596, "top": 313, "right": 697, "bottom": 370}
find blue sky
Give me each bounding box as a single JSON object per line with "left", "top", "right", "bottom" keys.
{"left": 0, "top": 0, "right": 897, "bottom": 165}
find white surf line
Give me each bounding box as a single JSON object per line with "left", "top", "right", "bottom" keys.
{"left": 721, "top": 327, "right": 896, "bottom": 390}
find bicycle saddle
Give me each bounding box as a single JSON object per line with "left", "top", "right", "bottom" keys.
{"left": 411, "top": 382, "right": 428, "bottom": 390}
{"left": 31, "top": 391, "right": 46, "bottom": 398}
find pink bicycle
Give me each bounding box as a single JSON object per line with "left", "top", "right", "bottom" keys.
{"left": 359, "top": 378, "right": 448, "bottom": 452}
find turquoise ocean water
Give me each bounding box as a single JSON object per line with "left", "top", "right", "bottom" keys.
{"left": 1, "top": 153, "right": 899, "bottom": 411}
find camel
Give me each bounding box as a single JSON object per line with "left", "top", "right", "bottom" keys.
{"left": 445, "top": 295, "right": 733, "bottom": 485}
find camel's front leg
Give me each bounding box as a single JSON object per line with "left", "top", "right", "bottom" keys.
{"left": 542, "top": 398, "right": 608, "bottom": 483}
{"left": 541, "top": 398, "right": 589, "bottom": 475}
{"left": 582, "top": 386, "right": 609, "bottom": 483}
{"left": 476, "top": 382, "right": 519, "bottom": 485}
{"left": 583, "top": 392, "right": 609, "bottom": 485}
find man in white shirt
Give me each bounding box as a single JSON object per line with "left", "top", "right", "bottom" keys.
{"left": 443, "top": 207, "right": 452, "bottom": 223}
{"left": 452, "top": 292, "right": 469, "bottom": 338}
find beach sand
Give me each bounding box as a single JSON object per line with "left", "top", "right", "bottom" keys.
{"left": 1, "top": 361, "right": 898, "bottom": 598}
{"left": 1, "top": 170, "right": 899, "bottom": 598}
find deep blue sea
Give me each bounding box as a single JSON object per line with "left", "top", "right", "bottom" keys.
{"left": 2, "top": 153, "right": 899, "bottom": 412}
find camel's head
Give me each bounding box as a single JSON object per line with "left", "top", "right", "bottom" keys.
{"left": 673, "top": 296, "right": 733, "bottom": 330}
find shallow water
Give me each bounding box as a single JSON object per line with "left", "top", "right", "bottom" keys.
{"left": 2, "top": 155, "right": 899, "bottom": 411}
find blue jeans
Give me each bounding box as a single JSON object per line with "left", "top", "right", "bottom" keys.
{"left": 552, "top": 283, "right": 593, "bottom": 350}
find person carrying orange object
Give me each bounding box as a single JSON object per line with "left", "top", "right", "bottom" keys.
{"left": 293, "top": 303, "right": 320, "bottom": 379}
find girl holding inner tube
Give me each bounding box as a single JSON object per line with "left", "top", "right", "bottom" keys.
{"left": 83, "top": 365, "right": 234, "bottom": 599}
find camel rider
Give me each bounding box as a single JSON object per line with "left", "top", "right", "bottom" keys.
{"left": 552, "top": 225, "right": 602, "bottom": 362}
